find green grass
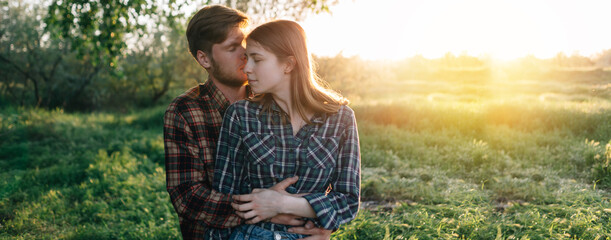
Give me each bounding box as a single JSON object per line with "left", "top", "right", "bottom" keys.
{"left": 0, "top": 106, "right": 178, "bottom": 239}
{"left": 1, "top": 78, "right": 611, "bottom": 239}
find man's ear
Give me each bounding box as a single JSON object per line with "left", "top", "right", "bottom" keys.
{"left": 196, "top": 50, "right": 212, "bottom": 69}
{"left": 284, "top": 56, "right": 296, "bottom": 74}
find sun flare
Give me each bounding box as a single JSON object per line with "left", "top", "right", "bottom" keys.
{"left": 302, "top": 0, "right": 611, "bottom": 60}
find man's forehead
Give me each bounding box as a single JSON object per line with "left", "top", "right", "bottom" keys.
{"left": 224, "top": 27, "right": 246, "bottom": 43}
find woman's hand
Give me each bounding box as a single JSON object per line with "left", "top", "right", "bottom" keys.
{"left": 232, "top": 188, "right": 286, "bottom": 224}
{"left": 232, "top": 176, "right": 315, "bottom": 223}
{"left": 232, "top": 188, "right": 316, "bottom": 223}
{"left": 231, "top": 176, "right": 300, "bottom": 224}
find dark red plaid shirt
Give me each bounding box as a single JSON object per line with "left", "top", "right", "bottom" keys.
{"left": 164, "top": 80, "right": 249, "bottom": 239}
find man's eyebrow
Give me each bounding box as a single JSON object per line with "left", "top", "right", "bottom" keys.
{"left": 227, "top": 42, "right": 241, "bottom": 48}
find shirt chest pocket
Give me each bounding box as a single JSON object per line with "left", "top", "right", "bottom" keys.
{"left": 243, "top": 133, "right": 276, "bottom": 165}
{"left": 305, "top": 136, "right": 340, "bottom": 169}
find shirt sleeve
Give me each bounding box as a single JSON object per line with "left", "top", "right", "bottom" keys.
{"left": 214, "top": 104, "right": 246, "bottom": 195}
{"left": 163, "top": 108, "right": 241, "bottom": 229}
{"left": 303, "top": 107, "right": 361, "bottom": 230}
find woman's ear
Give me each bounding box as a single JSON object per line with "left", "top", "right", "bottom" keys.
{"left": 284, "top": 56, "right": 296, "bottom": 74}
{"left": 196, "top": 50, "right": 212, "bottom": 69}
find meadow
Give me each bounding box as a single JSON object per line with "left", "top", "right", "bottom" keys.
{"left": 1, "top": 69, "right": 610, "bottom": 239}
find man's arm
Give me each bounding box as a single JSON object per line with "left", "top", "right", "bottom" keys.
{"left": 164, "top": 109, "right": 241, "bottom": 228}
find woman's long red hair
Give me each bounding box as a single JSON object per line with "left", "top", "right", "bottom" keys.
{"left": 247, "top": 20, "right": 348, "bottom": 123}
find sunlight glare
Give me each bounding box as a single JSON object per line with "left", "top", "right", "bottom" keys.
{"left": 302, "top": 0, "right": 611, "bottom": 60}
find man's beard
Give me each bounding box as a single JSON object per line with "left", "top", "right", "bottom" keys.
{"left": 210, "top": 59, "right": 246, "bottom": 87}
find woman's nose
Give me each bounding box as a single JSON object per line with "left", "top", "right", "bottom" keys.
{"left": 244, "top": 59, "right": 253, "bottom": 74}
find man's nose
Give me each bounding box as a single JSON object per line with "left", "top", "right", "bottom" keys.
{"left": 239, "top": 47, "right": 246, "bottom": 61}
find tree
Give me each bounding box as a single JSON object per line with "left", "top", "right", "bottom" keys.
{"left": 44, "top": 0, "right": 337, "bottom": 69}
{"left": 210, "top": 0, "right": 337, "bottom": 23}
{"left": 2, "top": 0, "right": 340, "bottom": 110}
{"left": 0, "top": 0, "right": 65, "bottom": 107}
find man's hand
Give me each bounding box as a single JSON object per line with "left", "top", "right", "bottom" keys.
{"left": 270, "top": 213, "right": 305, "bottom": 226}
{"left": 289, "top": 221, "right": 332, "bottom": 240}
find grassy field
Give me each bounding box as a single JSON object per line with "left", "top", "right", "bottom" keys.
{"left": 1, "top": 75, "right": 610, "bottom": 239}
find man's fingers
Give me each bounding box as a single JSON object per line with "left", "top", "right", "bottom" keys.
{"left": 288, "top": 226, "right": 327, "bottom": 235}
{"left": 231, "top": 202, "right": 253, "bottom": 212}
{"left": 232, "top": 194, "right": 253, "bottom": 202}
{"left": 304, "top": 220, "right": 315, "bottom": 229}
{"left": 286, "top": 218, "right": 305, "bottom": 226}
{"left": 270, "top": 176, "right": 299, "bottom": 191}
{"left": 270, "top": 214, "right": 305, "bottom": 226}
{"left": 252, "top": 188, "right": 264, "bottom": 193}
{"left": 297, "top": 236, "right": 328, "bottom": 240}
{"left": 290, "top": 226, "right": 332, "bottom": 240}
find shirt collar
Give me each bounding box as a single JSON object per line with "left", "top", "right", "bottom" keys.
{"left": 268, "top": 97, "right": 326, "bottom": 124}
{"left": 200, "top": 80, "right": 253, "bottom": 114}
{"left": 200, "top": 80, "right": 230, "bottom": 113}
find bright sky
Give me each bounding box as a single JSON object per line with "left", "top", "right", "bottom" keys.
{"left": 301, "top": 0, "right": 611, "bottom": 60}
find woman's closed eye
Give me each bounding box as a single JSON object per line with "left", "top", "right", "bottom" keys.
{"left": 248, "top": 56, "right": 261, "bottom": 63}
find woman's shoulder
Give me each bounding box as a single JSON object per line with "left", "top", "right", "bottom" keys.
{"left": 322, "top": 104, "right": 356, "bottom": 127}
{"left": 227, "top": 99, "right": 264, "bottom": 116}
{"left": 337, "top": 104, "right": 355, "bottom": 116}
{"left": 329, "top": 104, "right": 355, "bottom": 119}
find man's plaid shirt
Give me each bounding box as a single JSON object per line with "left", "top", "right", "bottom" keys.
{"left": 213, "top": 99, "right": 361, "bottom": 231}
{"left": 164, "top": 80, "right": 248, "bottom": 239}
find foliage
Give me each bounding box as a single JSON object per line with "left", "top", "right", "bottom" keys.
{"left": 206, "top": 0, "right": 338, "bottom": 24}
{"left": 0, "top": 0, "right": 199, "bottom": 111}
{"left": 44, "top": 0, "right": 181, "bottom": 68}
{"left": 1, "top": 0, "right": 341, "bottom": 111}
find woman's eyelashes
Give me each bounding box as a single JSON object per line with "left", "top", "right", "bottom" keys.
{"left": 247, "top": 56, "right": 261, "bottom": 63}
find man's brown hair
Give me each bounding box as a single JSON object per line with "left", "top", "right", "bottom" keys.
{"left": 186, "top": 5, "right": 248, "bottom": 59}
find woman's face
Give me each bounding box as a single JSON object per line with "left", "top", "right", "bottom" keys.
{"left": 244, "top": 41, "right": 290, "bottom": 95}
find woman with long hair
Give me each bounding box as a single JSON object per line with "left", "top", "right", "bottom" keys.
{"left": 214, "top": 20, "right": 360, "bottom": 239}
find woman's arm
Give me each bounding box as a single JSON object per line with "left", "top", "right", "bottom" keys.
{"left": 301, "top": 107, "right": 361, "bottom": 230}
{"left": 213, "top": 104, "right": 245, "bottom": 195}
{"left": 231, "top": 185, "right": 317, "bottom": 223}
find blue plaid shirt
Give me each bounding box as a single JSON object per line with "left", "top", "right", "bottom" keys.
{"left": 213, "top": 98, "right": 360, "bottom": 233}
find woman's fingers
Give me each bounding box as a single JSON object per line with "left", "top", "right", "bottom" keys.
{"left": 232, "top": 194, "right": 253, "bottom": 202}
{"left": 231, "top": 202, "right": 254, "bottom": 212}
{"left": 234, "top": 210, "right": 246, "bottom": 219}
{"left": 245, "top": 216, "right": 264, "bottom": 224}
{"left": 270, "top": 176, "right": 299, "bottom": 192}
{"left": 235, "top": 209, "right": 257, "bottom": 220}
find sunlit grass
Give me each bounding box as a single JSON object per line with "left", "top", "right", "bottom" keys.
{"left": 1, "top": 74, "right": 610, "bottom": 239}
